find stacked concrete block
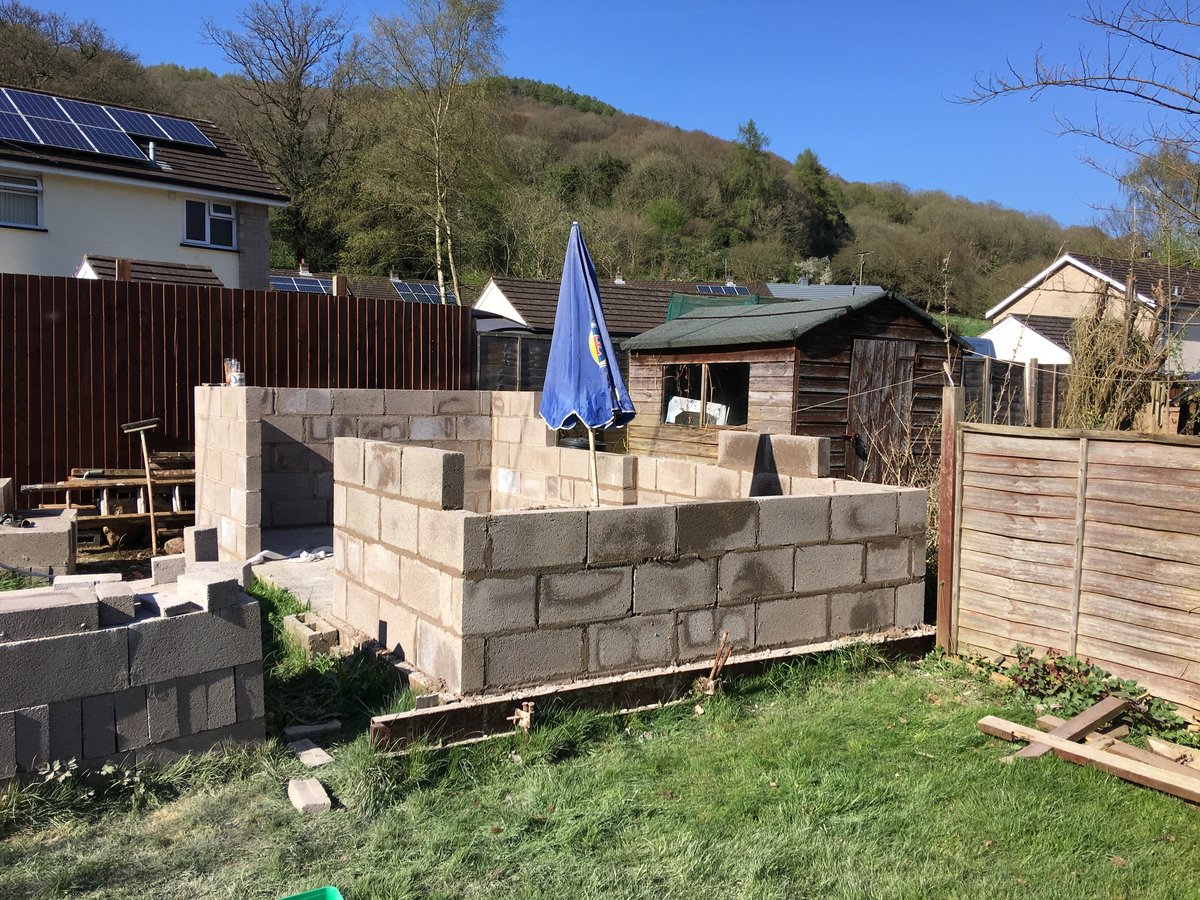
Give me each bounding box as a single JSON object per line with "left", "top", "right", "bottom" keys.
{"left": 0, "top": 508, "right": 76, "bottom": 576}
{"left": 0, "top": 573, "right": 265, "bottom": 778}
{"left": 0, "top": 477, "right": 12, "bottom": 515}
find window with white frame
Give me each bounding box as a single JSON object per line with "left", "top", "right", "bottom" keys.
{"left": 183, "top": 199, "right": 236, "bottom": 249}
{"left": 0, "top": 172, "right": 41, "bottom": 228}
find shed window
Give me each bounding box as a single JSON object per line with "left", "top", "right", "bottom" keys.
{"left": 0, "top": 172, "right": 41, "bottom": 228}
{"left": 662, "top": 362, "right": 749, "bottom": 427}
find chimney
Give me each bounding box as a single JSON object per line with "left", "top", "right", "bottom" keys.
{"left": 614, "top": 272, "right": 625, "bottom": 285}
{"left": 147, "top": 142, "right": 156, "bottom": 163}
{"left": 332, "top": 274, "right": 348, "bottom": 296}
{"left": 115, "top": 258, "right": 133, "bottom": 282}
{"left": 799, "top": 276, "right": 810, "bottom": 286}
{"left": 298, "top": 258, "right": 311, "bottom": 276}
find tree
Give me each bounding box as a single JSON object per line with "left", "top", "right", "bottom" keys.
{"left": 366, "top": 0, "right": 504, "bottom": 304}
{"left": 203, "top": 0, "right": 353, "bottom": 268}
{"left": 788, "top": 149, "right": 850, "bottom": 257}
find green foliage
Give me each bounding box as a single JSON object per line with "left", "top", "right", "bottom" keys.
{"left": 1003, "top": 646, "right": 1188, "bottom": 736}
{"left": 492, "top": 76, "right": 620, "bottom": 115}
{"left": 644, "top": 196, "right": 686, "bottom": 233}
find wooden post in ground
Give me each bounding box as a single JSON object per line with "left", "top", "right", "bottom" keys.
{"left": 936, "top": 385, "right": 964, "bottom": 651}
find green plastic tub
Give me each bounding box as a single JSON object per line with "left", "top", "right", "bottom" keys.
{"left": 280, "top": 888, "right": 344, "bottom": 900}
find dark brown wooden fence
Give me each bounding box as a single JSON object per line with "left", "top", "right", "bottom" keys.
{"left": 0, "top": 274, "right": 474, "bottom": 491}
{"left": 962, "top": 356, "right": 1070, "bottom": 427}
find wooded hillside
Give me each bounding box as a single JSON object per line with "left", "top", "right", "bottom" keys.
{"left": 0, "top": 1, "right": 1120, "bottom": 316}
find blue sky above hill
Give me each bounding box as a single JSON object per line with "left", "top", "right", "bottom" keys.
{"left": 31, "top": 0, "right": 1138, "bottom": 227}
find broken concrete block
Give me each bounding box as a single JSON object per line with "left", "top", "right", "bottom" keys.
{"left": 176, "top": 571, "right": 241, "bottom": 612}
{"left": 94, "top": 582, "right": 136, "bottom": 627}
{"left": 288, "top": 777, "right": 332, "bottom": 814}
{"left": 282, "top": 612, "right": 338, "bottom": 655}
{"left": 289, "top": 738, "right": 333, "bottom": 768}
{"left": 281, "top": 719, "right": 341, "bottom": 742}
{"left": 52, "top": 572, "right": 121, "bottom": 589}
{"left": 0, "top": 588, "right": 98, "bottom": 641}
{"left": 414, "top": 693, "right": 440, "bottom": 710}
{"left": 150, "top": 553, "right": 186, "bottom": 585}
{"left": 184, "top": 526, "right": 219, "bottom": 563}
{"left": 142, "top": 591, "right": 199, "bottom": 618}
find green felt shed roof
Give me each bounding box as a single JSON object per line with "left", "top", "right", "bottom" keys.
{"left": 622, "top": 290, "right": 961, "bottom": 352}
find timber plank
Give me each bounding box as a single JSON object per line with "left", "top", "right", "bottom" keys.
{"left": 956, "top": 625, "right": 1056, "bottom": 660}
{"left": 977, "top": 716, "right": 1200, "bottom": 803}
{"left": 1082, "top": 546, "right": 1200, "bottom": 594}
{"left": 959, "top": 509, "right": 1076, "bottom": 544}
{"left": 1076, "top": 612, "right": 1200, "bottom": 666}
{"left": 1078, "top": 578, "right": 1200, "bottom": 626}
{"left": 1075, "top": 634, "right": 1198, "bottom": 683}
{"left": 1088, "top": 463, "right": 1200, "bottom": 490}
{"left": 961, "top": 484, "right": 1077, "bottom": 519}
{"left": 1085, "top": 498, "right": 1200, "bottom": 537}
{"left": 958, "top": 608, "right": 1070, "bottom": 650}
{"left": 1146, "top": 738, "right": 1200, "bottom": 769}
{"left": 959, "top": 546, "right": 1074, "bottom": 588}
{"left": 1088, "top": 440, "right": 1200, "bottom": 469}
{"left": 962, "top": 432, "right": 1079, "bottom": 461}
{"left": 1011, "top": 695, "right": 1129, "bottom": 759}
{"left": 963, "top": 452, "right": 1078, "bottom": 479}
{"left": 959, "top": 528, "right": 1076, "bottom": 567}
{"left": 958, "top": 570, "right": 1074, "bottom": 618}
{"left": 962, "top": 469, "right": 1078, "bottom": 498}
{"left": 1084, "top": 520, "right": 1200, "bottom": 567}
{"left": 1087, "top": 475, "right": 1200, "bottom": 512}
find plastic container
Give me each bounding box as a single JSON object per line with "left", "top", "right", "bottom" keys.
{"left": 280, "top": 888, "right": 345, "bottom": 900}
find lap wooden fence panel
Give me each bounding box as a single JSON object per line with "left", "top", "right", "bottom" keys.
{"left": 0, "top": 274, "right": 474, "bottom": 492}
{"left": 949, "top": 422, "right": 1200, "bottom": 715}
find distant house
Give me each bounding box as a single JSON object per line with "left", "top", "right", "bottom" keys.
{"left": 984, "top": 253, "right": 1200, "bottom": 371}
{"left": 0, "top": 84, "right": 287, "bottom": 289}
{"left": 763, "top": 282, "right": 883, "bottom": 300}
{"left": 623, "top": 290, "right": 965, "bottom": 481}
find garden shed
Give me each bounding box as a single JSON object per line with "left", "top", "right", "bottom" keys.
{"left": 623, "top": 291, "right": 965, "bottom": 481}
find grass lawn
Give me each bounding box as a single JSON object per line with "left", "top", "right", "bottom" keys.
{"left": 2, "top": 588, "right": 1199, "bottom": 898}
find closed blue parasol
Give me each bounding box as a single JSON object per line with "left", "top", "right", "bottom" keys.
{"left": 540, "top": 222, "right": 636, "bottom": 503}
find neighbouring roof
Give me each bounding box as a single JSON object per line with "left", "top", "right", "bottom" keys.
{"left": 267, "top": 268, "right": 478, "bottom": 304}
{"left": 1009, "top": 314, "right": 1074, "bottom": 352}
{"left": 0, "top": 84, "right": 287, "bottom": 204}
{"left": 986, "top": 253, "right": 1200, "bottom": 320}
{"left": 764, "top": 283, "right": 884, "bottom": 300}
{"left": 623, "top": 290, "right": 963, "bottom": 352}
{"left": 79, "top": 254, "right": 223, "bottom": 287}
{"left": 474, "top": 277, "right": 771, "bottom": 336}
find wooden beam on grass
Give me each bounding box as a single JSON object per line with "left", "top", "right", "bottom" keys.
{"left": 1011, "top": 695, "right": 1129, "bottom": 760}
{"left": 1147, "top": 737, "right": 1200, "bottom": 770}
{"left": 1036, "top": 714, "right": 1129, "bottom": 742}
{"left": 979, "top": 716, "right": 1200, "bottom": 803}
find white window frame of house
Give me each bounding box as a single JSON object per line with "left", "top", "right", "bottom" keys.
{"left": 182, "top": 198, "right": 237, "bottom": 250}
{"left": 0, "top": 171, "right": 43, "bottom": 230}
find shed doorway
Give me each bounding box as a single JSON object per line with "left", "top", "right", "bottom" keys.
{"left": 846, "top": 339, "right": 916, "bottom": 482}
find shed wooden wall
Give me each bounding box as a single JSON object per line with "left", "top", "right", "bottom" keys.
{"left": 793, "top": 298, "right": 957, "bottom": 477}
{"left": 951, "top": 424, "right": 1200, "bottom": 716}
{"left": 626, "top": 347, "right": 795, "bottom": 463}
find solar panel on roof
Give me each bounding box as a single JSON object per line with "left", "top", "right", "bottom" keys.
{"left": 269, "top": 275, "right": 333, "bottom": 294}
{"left": 390, "top": 279, "right": 453, "bottom": 304}
{"left": 27, "top": 117, "right": 93, "bottom": 153}
{"left": 79, "top": 125, "right": 145, "bottom": 160}
{"left": 696, "top": 284, "right": 750, "bottom": 296}
{"left": 57, "top": 98, "right": 118, "bottom": 128}
{"left": 0, "top": 111, "right": 38, "bottom": 144}
{"left": 150, "top": 115, "right": 216, "bottom": 149}
{"left": 0, "top": 92, "right": 17, "bottom": 115}
{"left": 104, "top": 107, "right": 168, "bottom": 140}
{"left": 6, "top": 89, "right": 69, "bottom": 121}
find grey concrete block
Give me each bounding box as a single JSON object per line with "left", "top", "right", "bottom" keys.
{"left": 0, "top": 710, "right": 13, "bottom": 778}
{"left": 633, "top": 557, "right": 717, "bottom": 614}
{"left": 0, "top": 588, "right": 98, "bottom": 641}
{"left": 127, "top": 599, "right": 262, "bottom": 686}
{"left": 363, "top": 440, "right": 405, "bottom": 494}
{"left": 151, "top": 553, "right": 186, "bottom": 585}
{"left": 676, "top": 500, "right": 758, "bottom": 555}
{"left": 769, "top": 435, "right": 830, "bottom": 478}
{"left": 53, "top": 572, "right": 121, "bottom": 589}
{"left": 487, "top": 509, "right": 586, "bottom": 573}
{"left": 81, "top": 694, "right": 116, "bottom": 760}
{"left": 288, "top": 777, "right": 331, "bottom": 814}
{"left": 718, "top": 548, "right": 794, "bottom": 603}
{"left": 401, "top": 446, "right": 465, "bottom": 509}
{"left": 587, "top": 505, "right": 675, "bottom": 566}
{"left": 794, "top": 543, "right": 864, "bottom": 595}
{"left": 0, "top": 509, "right": 76, "bottom": 574}
{"left": 830, "top": 588, "right": 895, "bottom": 636}
{"left": 333, "top": 437, "right": 366, "bottom": 485}
{"left": 756, "top": 495, "right": 831, "bottom": 547}
{"left": 716, "top": 431, "right": 760, "bottom": 471}
{"left": 895, "top": 581, "right": 926, "bottom": 628}
{"left": 539, "top": 567, "right": 632, "bottom": 627}
{"left": 135, "top": 717, "right": 265, "bottom": 768}
{"left": 275, "top": 388, "right": 332, "bottom": 416}
{"left": 485, "top": 627, "right": 583, "bottom": 688}
{"left": 184, "top": 560, "right": 254, "bottom": 589}
{"left": 0, "top": 477, "right": 12, "bottom": 515}
{"left": 235, "top": 661, "right": 265, "bottom": 722}
{"left": 289, "top": 738, "right": 334, "bottom": 768}
{"left": 0, "top": 628, "right": 129, "bottom": 711}
{"left": 831, "top": 492, "right": 898, "bottom": 541}
{"left": 95, "top": 582, "right": 136, "bottom": 627}
{"left": 587, "top": 613, "right": 673, "bottom": 673}
{"left": 461, "top": 575, "right": 536, "bottom": 636}
{"left": 14, "top": 705, "right": 49, "bottom": 771}
{"left": 48, "top": 698, "right": 81, "bottom": 763}
{"left": 415, "top": 620, "right": 462, "bottom": 693}
{"left": 678, "top": 605, "right": 754, "bottom": 662}
{"left": 332, "top": 388, "right": 386, "bottom": 417}
{"left": 177, "top": 674, "right": 208, "bottom": 737}
{"left": 207, "top": 668, "right": 237, "bottom": 730}
{"left": 756, "top": 595, "right": 829, "bottom": 648}
{"left": 866, "top": 538, "right": 912, "bottom": 584}
{"left": 176, "top": 571, "right": 241, "bottom": 612}
{"left": 114, "top": 686, "right": 149, "bottom": 752}
{"left": 897, "top": 487, "right": 928, "bottom": 535}
{"left": 147, "top": 681, "right": 179, "bottom": 743}
{"left": 184, "top": 526, "right": 219, "bottom": 563}
{"left": 269, "top": 498, "right": 329, "bottom": 528}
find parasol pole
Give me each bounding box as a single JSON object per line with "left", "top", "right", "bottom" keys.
{"left": 587, "top": 426, "right": 600, "bottom": 507}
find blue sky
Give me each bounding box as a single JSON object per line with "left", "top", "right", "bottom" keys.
{"left": 31, "top": 0, "right": 1137, "bottom": 226}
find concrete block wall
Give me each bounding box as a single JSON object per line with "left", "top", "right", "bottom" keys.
{"left": 332, "top": 429, "right": 927, "bottom": 696}
{"left": 196, "top": 387, "right": 493, "bottom": 560}
{"left": 0, "top": 583, "right": 264, "bottom": 779}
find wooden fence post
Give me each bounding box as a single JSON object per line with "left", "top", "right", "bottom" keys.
{"left": 981, "top": 357, "right": 994, "bottom": 424}
{"left": 936, "top": 385, "right": 965, "bottom": 650}
{"left": 1025, "top": 357, "right": 1038, "bottom": 427}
